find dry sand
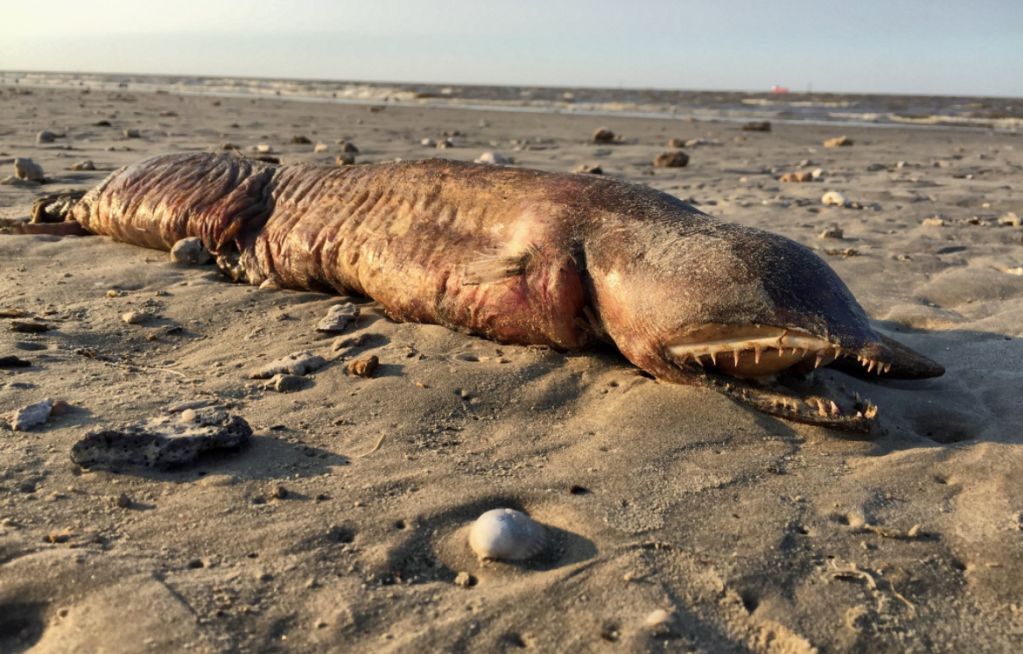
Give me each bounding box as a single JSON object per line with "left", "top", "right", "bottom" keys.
{"left": 1, "top": 86, "right": 1022, "bottom": 652}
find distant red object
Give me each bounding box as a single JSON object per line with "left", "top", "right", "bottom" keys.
{"left": 771, "top": 85, "right": 790, "bottom": 94}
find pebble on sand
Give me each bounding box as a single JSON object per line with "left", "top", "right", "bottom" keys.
{"left": 7, "top": 398, "right": 55, "bottom": 431}
{"left": 475, "top": 151, "right": 512, "bottom": 165}
{"left": 999, "top": 211, "right": 1020, "bottom": 227}
{"left": 591, "top": 127, "right": 616, "bottom": 143}
{"left": 818, "top": 225, "right": 844, "bottom": 239}
{"left": 36, "top": 130, "right": 57, "bottom": 144}
{"left": 468, "top": 508, "right": 547, "bottom": 561}
{"left": 345, "top": 355, "right": 379, "bottom": 378}
{"left": 653, "top": 150, "right": 689, "bottom": 168}
{"left": 741, "top": 121, "right": 772, "bottom": 132}
{"left": 121, "top": 310, "right": 153, "bottom": 325}
{"left": 14, "top": 158, "right": 45, "bottom": 182}
{"left": 169, "top": 237, "right": 212, "bottom": 265}
{"left": 573, "top": 163, "right": 603, "bottom": 175}
{"left": 68, "top": 160, "right": 96, "bottom": 171}
{"left": 336, "top": 154, "right": 356, "bottom": 166}
{"left": 123, "top": 128, "right": 141, "bottom": 139}
{"left": 338, "top": 141, "right": 360, "bottom": 153}
{"left": 290, "top": 135, "right": 312, "bottom": 144}
{"left": 821, "top": 191, "right": 849, "bottom": 207}
{"left": 316, "top": 303, "right": 359, "bottom": 333}
{"left": 264, "top": 373, "right": 305, "bottom": 393}
{"left": 250, "top": 352, "right": 327, "bottom": 379}
{"left": 314, "top": 142, "right": 329, "bottom": 153}
{"left": 824, "top": 135, "right": 854, "bottom": 148}
{"left": 780, "top": 171, "right": 814, "bottom": 183}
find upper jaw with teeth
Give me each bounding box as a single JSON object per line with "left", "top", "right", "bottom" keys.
{"left": 666, "top": 325, "right": 892, "bottom": 379}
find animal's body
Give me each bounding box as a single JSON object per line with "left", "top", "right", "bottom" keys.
{"left": 57, "top": 153, "right": 942, "bottom": 430}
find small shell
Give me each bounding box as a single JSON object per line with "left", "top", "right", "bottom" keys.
{"left": 468, "top": 508, "right": 547, "bottom": 561}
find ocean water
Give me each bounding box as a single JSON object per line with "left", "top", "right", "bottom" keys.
{"left": 3, "top": 70, "right": 1020, "bottom": 131}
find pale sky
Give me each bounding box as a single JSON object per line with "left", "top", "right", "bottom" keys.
{"left": 1, "top": 0, "right": 1020, "bottom": 96}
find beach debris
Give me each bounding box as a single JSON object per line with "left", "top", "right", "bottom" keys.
{"left": 70, "top": 407, "right": 252, "bottom": 469}
{"left": 591, "top": 127, "right": 616, "bottom": 143}
{"left": 653, "top": 150, "right": 689, "bottom": 168}
{"left": 264, "top": 373, "right": 305, "bottom": 392}
{"left": 475, "top": 151, "right": 512, "bottom": 165}
{"left": 95, "top": 119, "right": 112, "bottom": 127}
{"left": 249, "top": 351, "right": 326, "bottom": 379}
{"left": 335, "top": 153, "right": 356, "bottom": 166}
{"left": 338, "top": 140, "right": 360, "bottom": 153}
{"left": 999, "top": 211, "right": 1021, "bottom": 227}
{"left": 666, "top": 138, "right": 686, "bottom": 148}
{"left": 345, "top": 355, "right": 379, "bottom": 378}
{"left": 36, "top": 130, "right": 57, "bottom": 144}
{"left": 0, "top": 354, "right": 31, "bottom": 368}
{"left": 9, "top": 319, "right": 50, "bottom": 333}
{"left": 819, "top": 225, "right": 845, "bottom": 239}
{"left": 420, "top": 137, "right": 436, "bottom": 147}
{"left": 643, "top": 608, "right": 678, "bottom": 637}
{"left": 290, "top": 135, "right": 312, "bottom": 144}
{"left": 742, "top": 121, "right": 772, "bottom": 132}
{"left": 7, "top": 398, "right": 64, "bottom": 431}
{"left": 436, "top": 137, "right": 455, "bottom": 149}
{"left": 68, "top": 160, "right": 96, "bottom": 171}
{"left": 921, "top": 216, "right": 946, "bottom": 227}
{"left": 316, "top": 302, "right": 359, "bottom": 333}
{"left": 121, "top": 310, "right": 154, "bottom": 325}
{"left": 14, "top": 158, "right": 45, "bottom": 182}
{"left": 573, "top": 163, "right": 603, "bottom": 175}
{"left": 169, "top": 237, "right": 212, "bottom": 265}
{"left": 811, "top": 168, "right": 825, "bottom": 180}
{"left": 824, "top": 135, "right": 854, "bottom": 148}
{"left": 821, "top": 191, "right": 849, "bottom": 207}
{"left": 31, "top": 190, "right": 87, "bottom": 223}
{"left": 468, "top": 508, "right": 547, "bottom": 561}
{"left": 123, "top": 128, "right": 141, "bottom": 139}
{"left": 253, "top": 143, "right": 273, "bottom": 154}
{"left": 314, "top": 142, "right": 329, "bottom": 153}
{"left": 780, "top": 171, "right": 814, "bottom": 183}
{"left": 453, "top": 571, "right": 477, "bottom": 588}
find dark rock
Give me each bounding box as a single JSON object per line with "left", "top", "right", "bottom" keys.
{"left": 346, "top": 355, "right": 379, "bottom": 378}
{"left": 653, "top": 151, "right": 689, "bottom": 168}
{"left": 592, "top": 127, "right": 615, "bottom": 143}
{"left": 741, "top": 121, "right": 772, "bottom": 132}
{"left": 70, "top": 408, "right": 252, "bottom": 469}
{"left": 290, "top": 135, "right": 312, "bottom": 144}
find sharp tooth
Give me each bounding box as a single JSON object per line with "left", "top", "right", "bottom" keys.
{"left": 814, "top": 398, "right": 827, "bottom": 416}
{"left": 754, "top": 346, "right": 763, "bottom": 364}
{"left": 829, "top": 400, "right": 840, "bottom": 416}
{"left": 815, "top": 352, "right": 825, "bottom": 368}
{"left": 733, "top": 349, "right": 741, "bottom": 367}
{"left": 867, "top": 360, "right": 876, "bottom": 373}
{"left": 709, "top": 351, "right": 717, "bottom": 365}
{"left": 865, "top": 405, "right": 878, "bottom": 419}
{"left": 883, "top": 362, "right": 891, "bottom": 374}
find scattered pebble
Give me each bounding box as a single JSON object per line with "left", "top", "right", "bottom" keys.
{"left": 7, "top": 398, "right": 55, "bottom": 431}
{"left": 468, "top": 508, "right": 547, "bottom": 561}
{"left": 253, "top": 143, "right": 273, "bottom": 154}
{"left": 666, "top": 137, "right": 686, "bottom": 148}
{"left": 475, "top": 151, "right": 512, "bottom": 165}
{"left": 36, "top": 130, "right": 57, "bottom": 144}
{"left": 314, "top": 142, "right": 329, "bottom": 153}
{"left": 316, "top": 302, "right": 359, "bottom": 332}
{"left": 420, "top": 137, "right": 436, "bottom": 147}
{"left": 824, "top": 135, "right": 853, "bottom": 148}
{"left": 999, "top": 211, "right": 1020, "bottom": 227}
{"left": 592, "top": 127, "right": 616, "bottom": 143}
{"left": 921, "top": 216, "right": 946, "bottom": 227}
{"left": 169, "top": 237, "right": 212, "bottom": 265}
{"left": 741, "top": 121, "right": 771, "bottom": 132}
{"left": 454, "top": 571, "right": 477, "bottom": 588}
{"left": 338, "top": 140, "right": 359, "bottom": 153}
{"left": 14, "top": 158, "right": 45, "bottom": 182}
{"left": 780, "top": 171, "right": 813, "bottom": 183}
{"left": 819, "top": 225, "right": 844, "bottom": 239}
{"left": 573, "top": 163, "right": 603, "bottom": 175}
{"left": 264, "top": 373, "right": 305, "bottom": 393}
{"left": 290, "top": 135, "right": 312, "bottom": 144}
{"left": 250, "top": 352, "right": 327, "bottom": 379}
{"left": 121, "top": 310, "right": 153, "bottom": 325}
{"left": 123, "top": 128, "right": 141, "bottom": 139}
{"left": 336, "top": 153, "right": 356, "bottom": 166}
{"left": 653, "top": 151, "right": 689, "bottom": 168}
{"left": 70, "top": 407, "right": 252, "bottom": 469}
{"left": 821, "top": 191, "right": 848, "bottom": 207}
{"left": 68, "top": 160, "right": 96, "bottom": 171}
{"left": 345, "top": 355, "right": 379, "bottom": 378}
{"left": 113, "top": 492, "right": 132, "bottom": 508}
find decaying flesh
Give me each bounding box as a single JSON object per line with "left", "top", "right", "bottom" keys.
{"left": 40, "top": 153, "right": 941, "bottom": 431}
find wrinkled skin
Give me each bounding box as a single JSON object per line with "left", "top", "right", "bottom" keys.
{"left": 59, "top": 153, "right": 942, "bottom": 431}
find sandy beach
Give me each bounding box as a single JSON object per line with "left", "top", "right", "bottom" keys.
{"left": 2, "top": 84, "right": 1022, "bottom": 652}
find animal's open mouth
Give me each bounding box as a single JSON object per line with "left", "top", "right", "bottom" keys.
{"left": 665, "top": 324, "right": 891, "bottom": 379}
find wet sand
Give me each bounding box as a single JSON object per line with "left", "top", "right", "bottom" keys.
{"left": 1, "top": 85, "right": 1022, "bottom": 652}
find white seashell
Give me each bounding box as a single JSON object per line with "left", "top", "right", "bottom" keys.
{"left": 468, "top": 508, "right": 547, "bottom": 561}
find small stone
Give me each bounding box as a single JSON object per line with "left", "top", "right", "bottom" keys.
{"left": 250, "top": 352, "right": 327, "bottom": 379}
{"left": 290, "top": 135, "right": 312, "bottom": 144}
{"left": 265, "top": 373, "right": 305, "bottom": 393}
{"left": 823, "top": 135, "right": 853, "bottom": 148}
{"left": 121, "top": 310, "right": 152, "bottom": 325}
{"left": 68, "top": 160, "right": 96, "bottom": 171}
{"left": 922, "top": 216, "right": 945, "bottom": 227}
{"left": 475, "top": 151, "right": 511, "bottom": 165}
{"left": 821, "top": 191, "right": 848, "bottom": 207}
{"left": 436, "top": 138, "right": 455, "bottom": 149}
{"left": 999, "top": 211, "right": 1020, "bottom": 227}
{"left": 811, "top": 168, "right": 825, "bottom": 180}
{"left": 114, "top": 492, "right": 132, "bottom": 508}
{"left": 643, "top": 608, "right": 674, "bottom": 629}
{"left": 819, "top": 225, "right": 844, "bottom": 239}
{"left": 47, "top": 529, "right": 73, "bottom": 544}
{"left": 741, "top": 121, "right": 771, "bottom": 132}
{"left": 346, "top": 355, "right": 379, "bottom": 378}
{"left": 454, "top": 572, "right": 476, "bottom": 588}
{"left": 254, "top": 143, "right": 273, "bottom": 154}
{"left": 316, "top": 303, "right": 359, "bottom": 332}
{"left": 123, "top": 128, "right": 141, "bottom": 139}
{"left": 314, "top": 142, "right": 329, "bottom": 153}
{"left": 37, "top": 130, "right": 57, "bottom": 144}
{"left": 8, "top": 398, "right": 55, "bottom": 431}
{"left": 420, "top": 137, "right": 436, "bottom": 147}
{"left": 169, "top": 237, "right": 212, "bottom": 265}
{"left": 338, "top": 141, "right": 359, "bottom": 153}
{"left": 573, "top": 163, "right": 603, "bottom": 175}
{"left": 866, "top": 162, "right": 886, "bottom": 171}
{"left": 14, "top": 158, "right": 45, "bottom": 182}
{"left": 335, "top": 153, "right": 356, "bottom": 166}
{"left": 95, "top": 119, "right": 112, "bottom": 127}
{"left": 653, "top": 150, "right": 689, "bottom": 168}
{"left": 591, "top": 127, "right": 615, "bottom": 143}
{"left": 666, "top": 138, "right": 686, "bottom": 148}
{"left": 780, "top": 171, "right": 813, "bottom": 183}
{"left": 270, "top": 484, "right": 289, "bottom": 499}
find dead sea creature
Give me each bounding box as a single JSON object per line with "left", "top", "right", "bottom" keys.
{"left": 31, "top": 153, "right": 943, "bottom": 431}
{"left": 469, "top": 508, "right": 547, "bottom": 561}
